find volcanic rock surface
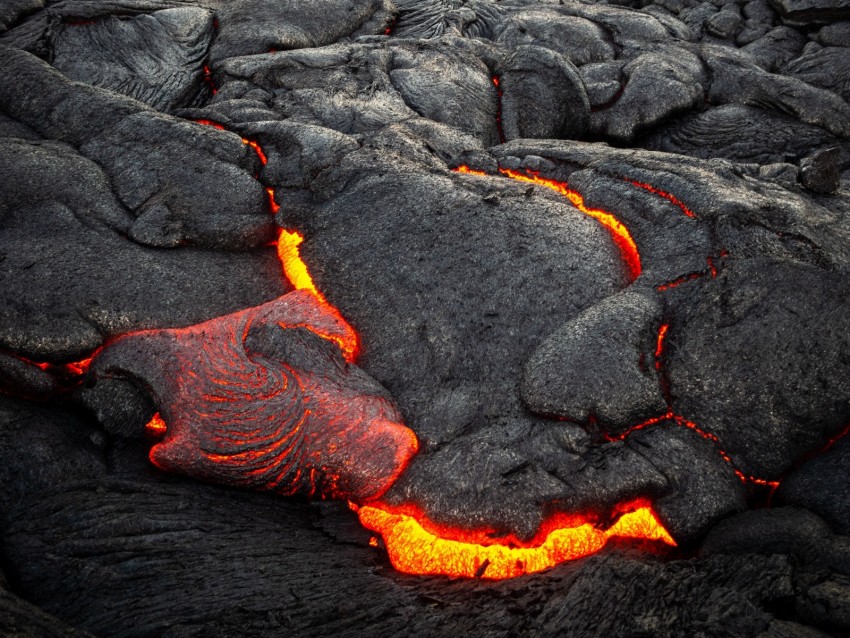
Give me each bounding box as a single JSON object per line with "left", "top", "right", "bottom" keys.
{"left": 1, "top": 0, "right": 849, "bottom": 636}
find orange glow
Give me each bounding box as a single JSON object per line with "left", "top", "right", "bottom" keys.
{"left": 498, "top": 168, "right": 642, "bottom": 281}
{"left": 613, "top": 410, "right": 780, "bottom": 488}
{"left": 266, "top": 187, "right": 280, "bottom": 214}
{"left": 671, "top": 415, "right": 780, "bottom": 488}
{"left": 813, "top": 422, "right": 850, "bottom": 458}
{"left": 8, "top": 352, "right": 97, "bottom": 377}
{"left": 194, "top": 118, "right": 226, "bottom": 130}
{"left": 277, "top": 230, "right": 320, "bottom": 297}
{"left": 202, "top": 65, "right": 218, "bottom": 96}
{"left": 454, "top": 165, "right": 487, "bottom": 177}
{"left": 356, "top": 501, "right": 675, "bottom": 579}
{"left": 246, "top": 140, "right": 267, "bottom": 165}
{"left": 656, "top": 272, "right": 704, "bottom": 292}
{"left": 194, "top": 120, "right": 267, "bottom": 165}
{"left": 453, "top": 165, "right": 641, "bottom": 281}
{"left": 655, "top": 323, "right": 669, "bottom": 371}
{"left": 276, "top": 229, "right": 359, "bottom": 362}
{"left": 63, "top": 356, "right": 93, "bottom": 376}
{"left": 628, "top": 180, "right": 696, "bottom": 218}
{"left": 8, "top": 354, "right": 51, "bottom": 371}
{"left": 145, "top": 412, "right": 167, "bottom": 437}
{"left": 707, "top": 255, "right": 719, "bottom": 278}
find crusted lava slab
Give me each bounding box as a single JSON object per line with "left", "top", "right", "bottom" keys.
{"left": 91, "top": 291, "right": 418, "bottom": 501}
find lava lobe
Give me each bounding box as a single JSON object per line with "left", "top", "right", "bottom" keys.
{"left": 91, "top": 291, "right": 418, "bottom": 501}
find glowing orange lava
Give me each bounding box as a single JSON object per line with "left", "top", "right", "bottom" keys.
{"left": 9, "top": 352, "right": 98, "bottom": 377}
{"left": 202, "top": 65, "right": 218, "bottom": 96}
{"left": 454, "top": 165, "right": 487, "bottom": 177}
{"left": 618, "top": 323, "right": 781, "bottom": 489}
{"left": 145, "top": 412, "right": 167, "bottom": 437}
{"left": 655, "top": 323, "right": 669, "bottom": 371}
{"left": 194, "top": 118, "right": 225, "bottom": 130}
{"left": 194, "top": 121, "right": 360, "bottom": 362}
{"left": 455, "top": 166, "right": 641, "bottom": 282}
{"left": 194, "top": 119, "right": 267, "bottom": 166}
{"left": 246, "top": 140, "right": 267, "bottom": 165}
{"left": 266, "top": 187, "right": 280, "bottom": 213}
{"left": 656, "top": 272, "right": 704, "bottom": 292}
{"left": 355, "top": 501, "right": 675, "bottom": 579}
{"left": 628, "top": 180, "right": 696, "bottom": 218}
{"left": 276, "top": 229, "right": 359, "bottom": 363}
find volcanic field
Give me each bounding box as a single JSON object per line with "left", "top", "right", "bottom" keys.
{"left": 1, "top": 0, "right": 850, "bottom": 636}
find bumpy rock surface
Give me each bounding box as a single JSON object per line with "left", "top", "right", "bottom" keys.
{"left": 1, "top": 0, "right": 849, "bottom": 635}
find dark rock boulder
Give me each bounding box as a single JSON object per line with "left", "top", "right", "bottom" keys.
{"left": 768, "top": 0, "right": 850, "bottom": 25}
{"left": 704, "top": 45, "right": 850, "bottom": 138}
{"left": 0, "top": 135, "right": 285, "bottom": 362}
{"left": 779, "top": 437, "right": 850, "bottom": 534}
{"left": 668, "top": 259, "right": 850, "bottom": 480}
{"left": 640, "top": 104, "right": 849, "bottom": 166}
{"left": 52, "top": 8, "right": 215, "bottom": 112}
{"left": 495, "top": 9, "right": 617, "bottom": 66}
{"left": 800, "top": 146, "right": 842, "bottom": 193}
{"left": 0, "top": 46, "right": 274, "bottom": 250}
{"left": 783, "top": 47, "right": 850, "bottom": 103}
{"left": 497, "top": 44, "right": 590, "bottom": 141}
{"left": 521, "top": 289, "right": 666, "bottom": 429}
{"left": 591, "top": 46, "right": 706, "bottom": 142}
{"left": 741, "top": 25, "right": 807, "bottom": 71}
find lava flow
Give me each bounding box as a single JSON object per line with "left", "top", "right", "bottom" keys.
{"left": 193, "top": 119, "right": 358, "bottom": 362}
{"left": 343, "top": 165, "right": 673, "bottom": 580}
{"left": 638, "top": 321, "right": 781, "bottom": 490}
{"left": 5, "top": 351, "right": 98, "bottom": 379}
{"left": 123, "top": 291, "right": 417, "bottom": 501}
{"left": 129, "top": 134, "right": 668, "bottom": 579}
{"left": 355, "top": 501, "right": 675, "bottom": 579}
{"left": 628, "top": 179, "right": 696, "bottom": 218}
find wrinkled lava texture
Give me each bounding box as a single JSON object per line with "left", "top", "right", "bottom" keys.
{"left": 2, "top": 0, "right": 850, "bottom": 635}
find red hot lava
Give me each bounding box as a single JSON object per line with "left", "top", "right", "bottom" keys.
{"left": 120, "top": 291, "right": 417, "bottom": 501}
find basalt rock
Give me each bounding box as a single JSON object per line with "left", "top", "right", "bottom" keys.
{"left": 0, "top": 133, "right": 285, "bottom": 361}
{"left": 52, "top": 8, "right": 215, "bottom": 112}
{"left": 497, "top": 45, "right": 591, "bottom": 141}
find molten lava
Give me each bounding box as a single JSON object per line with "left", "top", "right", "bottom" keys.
{"left": 94, "top": 292, "right": 417, "bottom": 501}
{"left": 145, "top": 412, "right": 167, "bottom": 437}
{"left": 276, "top": 229, "right": 359, "bottom": 363}
{"left": 192, "top": 120, "right": 358, "bottom": 361}
{"left": 202, "top": 64, "right": 218, "bottom": 96}
{"left": 655, "top": 323, "right": 669, "bottom": 371}
{"left": 656, "top": 272, "right": 704, "bottom": 292}
{"left": 628, "top": 180, "right": 697, "bottom": 218}
{"left": 194, "top": 119, "right": 268, "bottom": 166}
{"left": 355, "top": 501, "right": 675, "bottom": 579}
{"left": 455, "top": 166, "right": 641, "bottom": 282}
{"left": 7, "top": 352, "right": 98, "bottom": 378}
